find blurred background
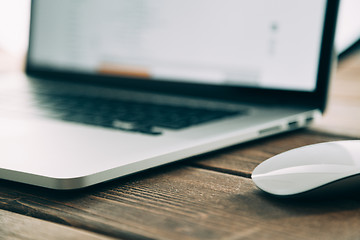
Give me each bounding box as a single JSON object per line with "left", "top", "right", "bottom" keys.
{"left": 0, "top": 0, "right": 30, "bottom": 71}
{"left": 0, "top": 0, "right": 30, "bottom": 56}
{"left": 336, "top": 0, "right": 360, "bottom": 59}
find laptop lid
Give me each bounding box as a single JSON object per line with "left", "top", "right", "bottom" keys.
{"left": 26, "top": 0, "right": 339, "bottom": 112}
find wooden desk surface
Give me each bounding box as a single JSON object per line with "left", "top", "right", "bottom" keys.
{"left": 1, "top": 51, "right": 360, "bottom": 240}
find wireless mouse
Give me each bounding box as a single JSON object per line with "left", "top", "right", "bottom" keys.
{"left": 251, "top": 140, "right": 360, "bottom": 197}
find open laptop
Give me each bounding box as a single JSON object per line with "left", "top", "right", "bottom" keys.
{"left": 0, "top": 0, "right": 339, "bottom": 189}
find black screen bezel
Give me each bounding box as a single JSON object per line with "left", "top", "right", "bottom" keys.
{"left": 25, "top": 0, "right": 339, "bottom": 112}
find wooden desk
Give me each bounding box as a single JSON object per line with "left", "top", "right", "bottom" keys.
{"left": 1, "top": 51, "right": 360, "bottom": 240}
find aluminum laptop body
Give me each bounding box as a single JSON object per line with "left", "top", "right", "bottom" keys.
{"left": 0, "top": 0, "right": 339, "bottom": 189}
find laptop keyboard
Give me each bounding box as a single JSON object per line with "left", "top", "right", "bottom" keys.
{"left": 2, "top": 91, "right": 245, "bottom": 135}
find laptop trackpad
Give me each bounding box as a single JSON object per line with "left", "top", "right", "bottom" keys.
{"left": 0, "top": 117, "right": 166, "bottom": 179}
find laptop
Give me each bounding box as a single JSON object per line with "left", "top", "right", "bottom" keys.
{"left": 0, "top": 0, "right": 339, "bottom": 189}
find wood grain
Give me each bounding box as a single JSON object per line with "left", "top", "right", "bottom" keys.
{"left": 190, "top": 129, "right": 356, "bottom": 177}
{"left": 1, "top": 163, "right": 360, "bottom": 240}
{"left": 0, "top": 209, "right": 114, "bottom": 240}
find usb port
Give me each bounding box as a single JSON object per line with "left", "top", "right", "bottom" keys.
{"left": 259, "top": 126, "right": 282, "bottom": 135}
{"left": 305, "top": 116, "right": 314, "bottom": 124}
{"left": 288, "top": 121, "right": 298, "bottom": 129}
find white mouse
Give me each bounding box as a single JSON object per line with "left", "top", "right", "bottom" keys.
{"left": 251, "top": 140, "right": 360, "bottom": 197}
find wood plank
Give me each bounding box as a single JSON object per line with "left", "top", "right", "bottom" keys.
{"left": 1, "top": 165, "right": 360, "bottom": 240}
{"left": 190, "top": 129, "right": 356, "bottom": 177}
{"left": 0, "top": 209, "right": 114, "bottom": 240}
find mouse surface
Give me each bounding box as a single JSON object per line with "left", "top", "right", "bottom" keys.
{"left": 251, "top": 140, "right": 360, "bottom": 197}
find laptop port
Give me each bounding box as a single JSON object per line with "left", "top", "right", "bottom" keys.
{"left": 259, "top": 126, "right": 282, "bottom": 136}
{"left": 288, "top": 121, "right": 299, "bottom": 129}
{"left": 305, "top": 116, "right": 314, "bottom": 124}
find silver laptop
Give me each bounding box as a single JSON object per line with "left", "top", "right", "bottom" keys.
{"left": 0, "top": 0, "right": 339, "bottom": 189}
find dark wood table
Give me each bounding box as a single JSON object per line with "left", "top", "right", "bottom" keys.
{"left": 1, "top": 51, "right": 360, "bottom": 240}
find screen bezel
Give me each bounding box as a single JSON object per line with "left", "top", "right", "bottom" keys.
{"left": 25, "top": 0, "right": 339, "bottom": 112}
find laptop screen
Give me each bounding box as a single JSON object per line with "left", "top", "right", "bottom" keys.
{"left": 28, "top": 0, "right": 327, "bottom": 92}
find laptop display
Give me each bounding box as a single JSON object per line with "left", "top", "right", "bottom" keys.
{"left": 29, "top": 0, "right": 326, "bottom": 92}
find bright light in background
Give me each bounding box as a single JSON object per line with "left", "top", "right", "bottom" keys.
{"left": 0, "top": 0, "right": 30, "bottom": 56}
{"left": 335, "top": 0, "right": 360, "bottom": 54}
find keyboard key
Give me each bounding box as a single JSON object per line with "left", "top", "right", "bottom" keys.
{"left": 4, "top": 91, "right": 246, "bottom": 135}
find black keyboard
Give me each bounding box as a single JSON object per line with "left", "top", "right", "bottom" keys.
{"left": 3, "top": 91, "right": 245, "bottom": 135}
